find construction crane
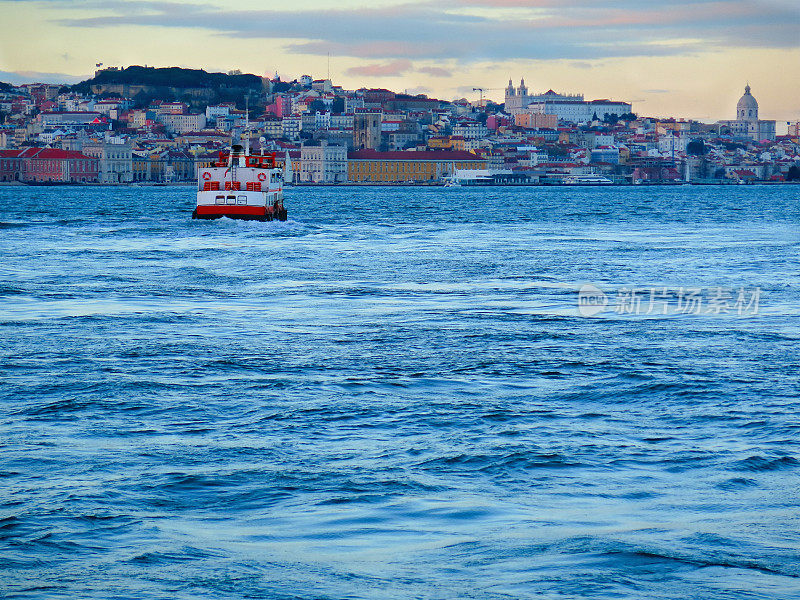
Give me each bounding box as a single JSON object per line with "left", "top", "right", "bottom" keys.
{"left": 472, "top": 87, "right": 502, "bottom": 108}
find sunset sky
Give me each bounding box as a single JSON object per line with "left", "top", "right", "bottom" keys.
{"left": 1, "top": 0, "right": 798, "bottom": 123}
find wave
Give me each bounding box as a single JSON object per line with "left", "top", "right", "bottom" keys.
{"left": 731, "top": 454, "right": 799, "bottom": 472}
{"left": 605, "top": 549, "right": 800, "bottom": 578}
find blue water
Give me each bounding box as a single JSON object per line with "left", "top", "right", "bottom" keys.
{"left": 1, "top": 184, "right": 799, "bottom": 599}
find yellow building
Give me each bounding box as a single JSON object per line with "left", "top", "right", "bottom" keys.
{"left": 427, "top": 136, "right": 451, "bottom": 149}
{"left": 426, "top": 136, "right": 466, "bottom": 151}
{"left": 131, "top": 152, "right": 149, "bottom": 182}
{"left": 347, "top": 150, "right": 486, "bottom": 183}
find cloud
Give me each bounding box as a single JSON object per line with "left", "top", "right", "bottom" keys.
{"left": 418, "top": 66, "right": 452, "bottom": 77}
{"left": 345, "top": 59, "right": 413, "bottom": 77}
{"left": 51, "top": 0, "right": 800, "bottom": 64}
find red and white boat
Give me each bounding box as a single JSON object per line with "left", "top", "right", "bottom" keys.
{"left": 193, "top": 144, "right": 287, "bottom": 221}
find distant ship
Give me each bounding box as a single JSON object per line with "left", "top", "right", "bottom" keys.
{"left": 193, "top": 144, "right": 287, "bottom": 221}
{"left": 562, "top": 174, "right": 614, "bottom": 185}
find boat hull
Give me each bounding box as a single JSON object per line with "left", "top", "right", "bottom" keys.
{"left": 192, "top": 205, "right": 287, "bottom": 221}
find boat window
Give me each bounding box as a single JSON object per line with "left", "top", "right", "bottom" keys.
{"left": 215, "top": 195, "right": 224, "bottom": 204}
{"left": 226, "top": 195, "right": 236, "bottom": 205}
{"left": 237, "top": 195, "right": 247, "bottom": 205}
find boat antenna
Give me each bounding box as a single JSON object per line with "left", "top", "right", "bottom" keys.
{"left": 245, "top": 96, "right": 250, "bottom": 156}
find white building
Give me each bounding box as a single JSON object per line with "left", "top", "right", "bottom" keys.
{"left": 330, "top": 114, "right": 354, "bottom": 129}
{"left": 82, "top": 138, "right": 133, "bottom": 184}
{"left": 157, "top": 113, "right": 207, "bottom": 134}
{"left": 718, "top": 85, "right": 776, "bottom": 142}
{"left": 452, "top": 121, "right": 488, "bottom": 139}
{"left": 260, "top": 119, "right": 283, "bottom": 138}
{"left": 206, "top": 104, "right": 232, "bottom": 123}
{"left": 312, "top": 79, "right": 333, "bottom": 93}
{"left": 658, "top": 133, "right": 690, "bottom": 155}
{"left": 300, "top": 140, "right": 347, "bottom": 183}
{"left": 527, "top": 99, "right": 632, "bottom": 123}
{"left": 505, "top": 78, "right": 632, "bottom": 123}
{"left": 314, "top": 111, "right": 331, "bottom": 130}
{"left": 282, "top": 116, "right": 302, "bottom": 140}
{"left": 505, "top": 81, "right": 584, "bottom": 115}
{"left": 345, "top": 96, "right": 365, "bottom": 113}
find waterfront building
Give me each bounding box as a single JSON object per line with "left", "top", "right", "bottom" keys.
{"left": 82, "top": 139, "right": 134, "bottom": 183}
{"left": 347, "top": 149, "right": 486, "bottom": 183}
{"left": 300, "top": 140, "right": 348, "bottom": 183}
{"left": 0, "top": 147, "right": 99, "bottom": 183}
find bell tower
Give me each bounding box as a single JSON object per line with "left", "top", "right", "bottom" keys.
{"left": 506, "top": 78, "right": 516, "bottom": 98}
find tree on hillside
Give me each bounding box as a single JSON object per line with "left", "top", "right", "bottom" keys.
{"left": 603, "top": 113, "right": 619, "bottom": 125}
{"left": 787, "top": 165, "right": 800, "bottom": 181}
{"left": 686, "top": 140, "right": 706, "bottom": 156}
{"left": 308, "top": 100, "right": 327, "bottom": 113}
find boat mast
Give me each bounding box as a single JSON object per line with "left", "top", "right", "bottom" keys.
{"left": 244, "top": 96, "right": 250, "bottom": 157}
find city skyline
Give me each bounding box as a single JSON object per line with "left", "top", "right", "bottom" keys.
{"left": 1, "top": 0, "right": 799, "bottom": 124}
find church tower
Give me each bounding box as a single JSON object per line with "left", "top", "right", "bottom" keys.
{"left": 506, "top": 78, "right": 516, "bottom": 98}
{"left": 518, "top": 77, "right": 528, "bottom": 97}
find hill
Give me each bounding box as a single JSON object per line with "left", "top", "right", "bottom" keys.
{"left": 72, "top": 66, "right": 267, "bottom": 108}
{"left": 74, "top": 66, "right": 263, "bottom": 91}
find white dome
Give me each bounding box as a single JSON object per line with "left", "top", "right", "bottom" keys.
{"left": 737, "top": 85, "right": 758, "bottom": 121}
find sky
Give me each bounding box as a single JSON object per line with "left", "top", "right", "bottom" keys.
{"left": 1, "top": 0, "right": 799, "bottom": 123}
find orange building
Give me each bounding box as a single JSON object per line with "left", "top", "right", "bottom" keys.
{"left": 514, "top": 113, "right": 558, "bottom": 129}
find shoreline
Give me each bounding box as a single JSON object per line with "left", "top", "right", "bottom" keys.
{"left": 2, "top": 180, "right": 797, "bottom": 187}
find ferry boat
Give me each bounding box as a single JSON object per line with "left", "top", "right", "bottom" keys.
{"left": 562, "top": 174, "right": 614, "bottom": 185}
{"left": 193, "top": 144, "right": 287, "bottom": 221}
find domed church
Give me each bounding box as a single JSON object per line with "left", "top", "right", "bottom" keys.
{"left": 718, "top": 84, "right": 775, "bottom": 141}
{"left": 737, "top": 85, "right": 759, "bottom": 122}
